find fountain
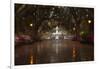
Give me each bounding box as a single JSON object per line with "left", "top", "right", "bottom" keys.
{"left": 52, "top": 26, "right": 62, "bottom": 39}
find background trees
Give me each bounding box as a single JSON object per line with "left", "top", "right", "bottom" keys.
{"left": 15, "top": 4, "right": 94, "bottom": 40}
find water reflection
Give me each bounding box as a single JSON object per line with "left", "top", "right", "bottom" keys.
{"left": 28, "top": 46, "right": 37, "bottom": 64}
{"left": 15, "top": 39, "right": 94, "bottom": 65}
{"left": 30, "top": 55, "right": 33, "bottom": 64}
{"left": 72, "top": 47, "right": 76, "bottom": 61}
